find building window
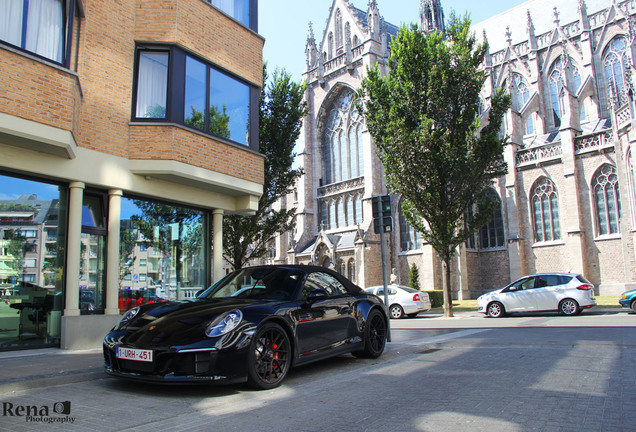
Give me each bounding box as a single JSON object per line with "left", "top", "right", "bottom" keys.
{"left": 133, "top": 46, "right": 255, "bottom": 148}
{"left": 479, "top": 189, "right": 505, "bottom": 249}
{"left": 399, "top": 201, "right": 421, "bottom": 251}
{"left": 513, "top": 73, "right": 530, "bottom": 109}
{"left": 119, "top": 197, "right": 208, "bottom": 304}
{"left": 135, "top": 52, "right": 169, "bottom": 119}
{"left": 604, "top": 36, "right": 629, "bottom": 108}
{"left": 347, "top": 259, "right": 355, "bottom": 283}
{"left": 593, "top": 164, "right": 621, "bottom": 236}
{"left": 206, "top": 0, "right": 254, "bottom": 30}
{"left": 354, "top": 195, "right": 363, "bottom": 225}
{"left": 323, "top": 87, "right": 365, "bottom": 184}
{"left": 549, "top": 58, "right": 583, "bottom": 129}
{"left": 346, "top": 196, "right": 354, "bottom": 226}
{"left": 0, "top": 0, "right": 71, "bottom": 65}
{"left": 531, "top": 177, "right": 561, "bottom": 242}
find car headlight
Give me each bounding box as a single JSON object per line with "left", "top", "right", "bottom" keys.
{"left": 205, "top": 310, "right": 243, "bottom": 338}
{"left": 116, "top": 306, "right": 139, "bottom": 329}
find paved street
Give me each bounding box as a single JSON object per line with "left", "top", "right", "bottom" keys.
{"left": 1, "top": 309, "right": 634, "bottom": 431}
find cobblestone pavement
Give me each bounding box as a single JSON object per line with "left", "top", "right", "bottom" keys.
{"left": 0, "top": 310, "right": 634, "bottom": 431}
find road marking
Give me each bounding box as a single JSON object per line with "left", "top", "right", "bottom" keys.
{"left": 405, "top": 328, "right": 491, "bottom": 345}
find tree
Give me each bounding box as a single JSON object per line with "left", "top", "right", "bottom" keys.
{"left": 223, "top": 65, "right": 307, "bottom": 269}
{"left": 131, "top": 202, "right": 199, "bottom": 299}
{"left": 5, "top": 229, "right": 27, "bottom": 285}
{"left": 408, "top": 263, "right": 420, "bottom": 291}
{"left": 359, "top": 16, "right": 511, "bottom": 317}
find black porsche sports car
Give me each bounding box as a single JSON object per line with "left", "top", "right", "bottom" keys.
{"left": 103, "top": 265, "right": 388, "bottom": 389}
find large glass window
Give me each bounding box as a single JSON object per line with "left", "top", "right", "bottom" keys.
{"left": 399, "top": 201, "right": 421, "bottom": 251}
{"left": 119, "top": 198, "right": 208, "bottom": 309}
{"left": 207, "top": 0, "right": 253, "bottom": 29}
{"left": 604, "top": 37, "right": 629, "bottom": 108}
{"left": 479, "top": 190, "right": 505, "bottom": 249}
{"left": 135, "top": 52, "right": 169, "bottom": 119}
{"left": 322, "top": 88, "right": 365, "bottom": 184}
{"left": 531, "top": 177, "right": 561, "bottom": 242}
{"left": 79, "top": 193, "right": 107, "bottom": 315}
{"left": 0, "top": 0, "right": 67, "bottom": 64}
{"left": 133, "top": 47, "right": 254, "bottom": 147}
{"left": 0, "top": 174, "right": 67, "bottom": 350}
{"left": 549, "top": 58, "right": 583, "bottom": 129}
{"left": 593, "top": 164, "right": 621, "bottom": 236}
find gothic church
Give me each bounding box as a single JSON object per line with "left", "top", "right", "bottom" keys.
{"left": 269, "top": 0, "right": 636, "bottom": 298}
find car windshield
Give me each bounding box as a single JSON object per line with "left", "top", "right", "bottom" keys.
{"left": 198, "top": 268, "right": 302, "bottom": 301}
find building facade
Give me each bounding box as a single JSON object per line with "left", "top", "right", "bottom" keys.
{"left": 0, "top": 0, "right": 263, "bottom": 350}
{"left": 271, "top": 0, "right": 636, "bottom": 298}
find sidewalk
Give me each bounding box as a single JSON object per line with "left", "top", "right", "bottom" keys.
{"left": 0, "top": 347, "right": 105, "bottom": 394}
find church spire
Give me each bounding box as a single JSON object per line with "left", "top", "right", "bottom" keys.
{"left": 420, "top": 0, "right": 445, "bottom": 33}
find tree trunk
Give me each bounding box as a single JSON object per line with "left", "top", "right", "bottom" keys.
{"left": 443, "top": 253, "right": 454, "bottom": 318}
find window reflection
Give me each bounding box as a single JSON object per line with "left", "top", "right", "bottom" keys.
{"left": 0, "top": 174, "right": 67, "bottom": 349}
{"left": 119, "top": 198, "right": 207, "bottom": 309}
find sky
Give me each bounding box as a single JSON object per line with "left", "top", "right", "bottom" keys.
{"left": 260, "top": 0, "right": 529, "bottom": 81}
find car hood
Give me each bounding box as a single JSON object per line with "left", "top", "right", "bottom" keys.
{"left": 109, "top": 298, "right": 270, "bottom": 348}
{"left": 621, "top": 288, "right": 636, "bottom": 298}
{"left": 478, "top": 288, "right": 504, "bottom": 299}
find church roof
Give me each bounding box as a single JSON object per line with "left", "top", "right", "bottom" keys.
{"left": 472, "top": 0, "right": 611, "bottom": 53}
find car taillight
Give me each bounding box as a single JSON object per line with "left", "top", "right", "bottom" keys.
{"left": 413, "top": 294, "right": 420, "bottom": 301}
{"left": 576, "top": 284, "right": 594, "bottom": 291}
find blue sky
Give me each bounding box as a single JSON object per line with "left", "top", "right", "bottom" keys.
{"left": 260, "top": 0, "right": 528, "bottom": 80}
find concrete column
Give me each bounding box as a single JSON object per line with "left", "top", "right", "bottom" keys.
{"left": 64, "top": 181, "right": 84, "bottom": 317}
{"left": 106, "top": 189, "right": 123, "bottom": 315}
{"left": 213, "top": 209, "right": 224, "bottom": 282}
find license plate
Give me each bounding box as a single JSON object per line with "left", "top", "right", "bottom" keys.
{"left": 116, "top": 347, "right": 153, "bottom": 362}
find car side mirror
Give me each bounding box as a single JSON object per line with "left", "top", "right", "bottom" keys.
{"left": 306, "top": 288, "right": 329, "bottom": 303}
{"left": 508, "top": 286, "right": 517, "bottom": 292}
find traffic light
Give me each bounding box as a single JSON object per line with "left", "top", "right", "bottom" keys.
{"left": 372, "top": 195, "right": 392, "bottom": 234}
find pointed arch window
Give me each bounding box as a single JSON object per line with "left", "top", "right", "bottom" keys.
{"left": 479, "top": 189, "right": 505, "bottom": 248}
{"left": 549, "top": 59, "right": 566, "bottom": 129}
{"left": 354, "top": 195, "right": 363, "bottom": 225}
{"left": 347, "top": 259, "right": 356, "bottom": 283}
{"left": 329, "top": 200, "right": 336, "bottom": 230}
{"left": 399, "top": 201, "right": 421, "bottom": 251}
{"left": 335, "top": 9, "right": 343, "bottom": 49}
{"left": 336, "top": 198, "right": 345, "bottom": 228}
{"left": 627, "top": 148, "right": 636, "bottom": 228}
{"left": 323, "top": 88, "right": 365, "bottom": 184}
{"left": 346, "top": 196, "right": 354, "bottom": 226}
{"left": 593, "top": 164, "right": 621, "bottom": 236}
{"left": 531, "top": 177, "right": 561, "bottom": 242}
{"left": 603, "top": 36, "right": 629, "bottom": 108}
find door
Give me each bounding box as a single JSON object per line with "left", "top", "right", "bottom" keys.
{"left": 295, "top": 271, "right": 356, "bottom": 356}
{"left": 499, "top": 277, "right": 538, "bottom": 312}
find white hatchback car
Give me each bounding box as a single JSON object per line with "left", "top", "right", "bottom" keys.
{"left": 477, "top": 273, "right": 596, "bottom": 318}
{"left": 365, "top": 285, "right": 432, "bottom": 319}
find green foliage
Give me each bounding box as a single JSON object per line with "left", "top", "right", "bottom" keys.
{"left": 185, "top": 105, "right": 231, "bottom": 139}
{"left": 145, "top": 104, "right": 166, "bottom": 118}
{"left": 408, "top": 263, "right": 420, "bottom": 291}
{"left": 358, "top": 15, "right": 511, "bottom": 316}
{"left": 425, "top": 290, "right": 445, "bottom": 308}
{"left": 131, "top": 202, "right": 200, "bottom": 292}
{"left": 223, "top": 64, "right": 307, "bottom": 270}
{"left": 4, "top": 229, "right": 27, "bottom": 275}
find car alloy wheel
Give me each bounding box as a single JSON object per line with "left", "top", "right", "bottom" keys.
{"left": 631, "top": 301, "right": 636, "bottom": 314}
{"left": 247, "top": 322, "right": 290, "bottom": 390}
{"left": 487, "top": 302, "right": 504, "bottom": 318}
{"left": 389, "top": 304, "right": 404, "bottom": 319}
{"left": 353, "top": 309, "right": 387, "bottom": 359}
{"left": 559, "top": 299, "right": 580, "bottom": 316}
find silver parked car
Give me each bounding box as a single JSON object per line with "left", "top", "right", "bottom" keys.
{"left": 365, "top": 285, "right": 431, "bottom": 319}
{"left": 477, "top": 273, "right": 596, "bottom": 318}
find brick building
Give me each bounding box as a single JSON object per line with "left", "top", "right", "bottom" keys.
{"left": 271, "top": 0, "right": 636, "bottom": 298}
{"left": 0, "top": 0, "right": 263, "bottom": 350}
